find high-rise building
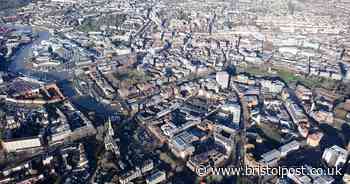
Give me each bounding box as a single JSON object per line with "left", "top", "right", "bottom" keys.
{"left": 216, "top": 71, "right": 230, "bottom": 89}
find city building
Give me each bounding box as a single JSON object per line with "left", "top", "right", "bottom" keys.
{"left": 146, "top": 171, "right": 166, "bottom": 184}
{"left": 216, "top": 71, "right": 230, "bottom": 89}
{"left": 260, "top": 149, "right": 281, "bottom": 167}
{"left": 322, "top": 145, "right": 348, "bottom": 168}
{"left": 279, "top": 140, "right": 300, "bottom": 157}
{"left": 1, "top": 137, "right": 42, "bottom": 153}
{"left": 220, "top": 103, "right": 241, "bottom": 126}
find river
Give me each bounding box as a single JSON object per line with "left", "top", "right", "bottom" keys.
{"left": 5, "top": 25, "right": 70, "bottom": 82}
{"left": 3, "top": 25, "right": 127, "bottom": 118}
{"left": 8, "top": 26, "right": 48, "bottom": 72}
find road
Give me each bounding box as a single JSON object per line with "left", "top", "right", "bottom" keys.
{"left": 231, "top": 82, "right": 250, "bottom": 178}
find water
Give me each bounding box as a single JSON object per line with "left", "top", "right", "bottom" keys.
{"left": 3, "top": 25, "right": 114, "bottom": 113}
{"left": 5, "top": 25, "right": 70, "bottom": 81}
{"left": 8, "top": 27, "right": 48, "bottom": 72}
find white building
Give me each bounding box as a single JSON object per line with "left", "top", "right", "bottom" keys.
{"left": 169, "top": 136, "right": 195, "bottom": 159}
{"left": 2, "top": 137, "right": 42, "bottom": 153}
{"left": 0, "top": 73, "right": 3, "bottom": 84}
{"left": 322, "top": 145, "right": 348, "bottom": 167}
{"left": 146, "top": 171, "right": 166, "bottom": 184}
{"left": 260, "top": 79, "right": 284, "bottom": 94}
{"left": 216, "top": 71, "right": 230, "bottom": 89}
{"left": 221, "top": 103, "right": 241, "bottom": 126}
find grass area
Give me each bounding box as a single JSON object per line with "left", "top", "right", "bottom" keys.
{"left": 77, "top": 14, "right": 127, "bottom": 33}
{"left": 276, "top": 68, "right": 339, "bottom": 89}
{"left": 239, "top": 65, "right": 339, "bottom": 89}
{"left": 113, "top": 69, "right": 151, "bottom": 83}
